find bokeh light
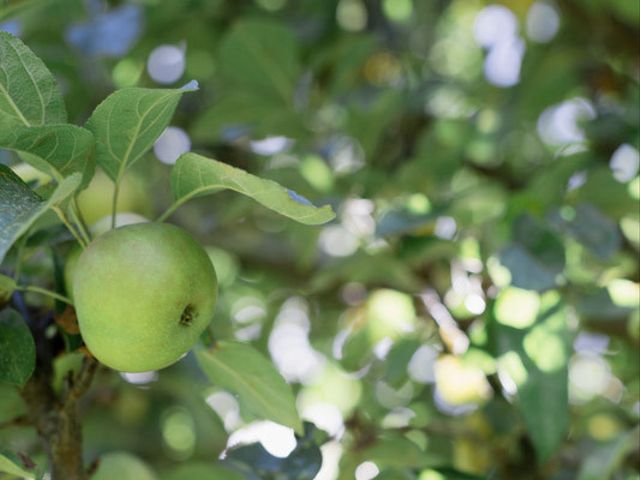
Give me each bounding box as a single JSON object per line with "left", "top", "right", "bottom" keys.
{"left": 147, "top": 44, "right": 186, "bottom": 84}
{"left": 153, "top": 127, "right": 191, "bottom": 165}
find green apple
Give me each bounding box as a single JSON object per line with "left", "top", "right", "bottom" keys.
{"left": 93, "top": 452, "right": 156, "bottom": 480}
{"left": 64, "top": 213, "right": 149, "bottom": 299}
{"left": 78, "top": 170, "right": 151, "bottom": 225}
{"left": 73, "top": 223, "right": 217, "bottom": 372}
{"left": 91, "top": 213, "right": 149, "bottom": 236}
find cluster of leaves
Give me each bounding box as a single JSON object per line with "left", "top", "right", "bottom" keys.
{"left": 1, "top": 0, "right": 639, "bottom": 479}
{"left": 0, "top": 15, "right": 333, "bottom": 480}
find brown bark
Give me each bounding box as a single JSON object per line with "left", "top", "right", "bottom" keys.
{"left": 21, "top": 357, "right": 97, "bottom": 480}
{"left": 16, "top": 299, "right": 98, "bottom": 480}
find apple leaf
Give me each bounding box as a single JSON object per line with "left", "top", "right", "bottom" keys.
{"left": 162, "top": 462, "right": 244, "bottom": 480}
{"left": 0, "top": 165, "right": 81, "bottom": 264}
{"left": 0, "top": 309, "right": 36, "bottom": 387}
{"left": 224, "top": 423, "right": 323, "bottom": 479}
{"left": 195, "top": 341, "right": 303, "bottom": 435}
{"left": 0, "top": 274, "right": 17, "bottom": 304}
{"left": 168, "top": 153, "right": 335, "bottom": 225}
{"left": 0, "top": 31, "right": 66, "bottom": 126}
{"left": 489, "top": 299, "right": 570, "bottom": 462}
{"left": 86, "top": 82, "right": 198, "bottom": 182}
{"left": 218, "top": 19, "right": 299, "bottom": 104}
{"left": 0, "top": 119, "right": 94, "bottom": 187}
{"left": 0, "top": 450, "right": 35, "bottom": 479}
{"left": 577, "top": 428, "right": 640, "bottom": 480}
{"left": 191, "top": 91, "right": 305, "bottom": 141}
{"left": 0, "top": 449, "right": 36, "bottom": 479}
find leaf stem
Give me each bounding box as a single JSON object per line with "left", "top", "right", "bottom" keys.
{"left": 17, "top": 285, "right": 73, "bottom": 306}
{"left": 71, "top": 198, "right": 92, "bottom": 244}
{"left": 156, "top": 200, "right": 183, "bottom": 223}
{"left": 111, "top": 181, "right": 120, "bottom": 230}
{"left": 156, "top": 205, "right": 175, "bottom": 223}
{"left": 13, "top": 234, "right": 29, "bottom": 281}
{"left": 53, "top": 207, "right": 87, "bottom": 248}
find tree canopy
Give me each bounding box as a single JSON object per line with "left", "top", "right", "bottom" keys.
{"left": 0, "top": 0, "right": 639, "bottom": 479}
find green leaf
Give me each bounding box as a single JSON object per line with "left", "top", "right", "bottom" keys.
{"left": 429, "top": 468, "right": 486, "bottom": 480}
{"left": 385, "top": 338, "right": 421, "bottom": 387}
{"left": 499, "top": 214, "right": 566, "bottom": 291}
{"left": 86, "top": 83, "right": 198, "bottom": 182}
{"left": 322, "top": 35, "right": 376, "bottom": 96}
{"left": 0, "top": 164, "right": 81, "bottom": 263}
{"left": 224, "top": 424, "right": 323, "bottom": 480}
{"left": 0, "top": 120, "right": 95, "bottom": 186}
{"left": 218, "top": 19, "right": 299, "bottom": 104}
{"left": 577, "top": 428, "right": 640, "bottom": 480}
{"left": 169, "top": 153, "right": 335, "bottom": 225}
{"left": 0, "top": 308, "right": 36, "bottom": 387}
{"left": 0, "top": 384, "right": 26, "bottom": 424}
{"left": 489, "top": 298, "right": 570, "bottom": 462}
{"left": 0, "top": 274, "right": 16, "bottom": 304}
{"left": 0, "top": 0, "right": 53, "bottom": 23}
{"left": 0, "top": 449, "right": 35, "bottom": 479}
{"left": 161, "top": 462, "right": 244, "bottom": 480}
{"left": 195, "top": 341, "right": 303, "bottom": 434}
{"left": 550, "top": 203, "right": 621, "bottom": 259}
{"left": 0, "top": 31, "right": 66, "bottom": 126}
{"left": 347, "top": 90, "right": 404, "bottom": 159}
{"left": 191, "top": 91, "right": 305, "bottom": 142}
{"left": 361, "top": 434, "right": 428, "bottom": 469}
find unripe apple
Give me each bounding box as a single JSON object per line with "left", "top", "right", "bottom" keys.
{"left": 92, "top": 452, "right": 156, "bottom": 480}
{"left": 64, "top": 213, "right": 149, "bottom": 299}
{"left": 91, "top": 213, "right": 150, "bottom": 237}
{"left": 73, "top": 223, "right": 217, "bottom": 372}
{"left": 78, "top": 170, "right": 151, "bottom": 225}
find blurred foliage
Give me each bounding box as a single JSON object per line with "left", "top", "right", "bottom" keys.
{"left": 0, "top": 0, "right": 639, "bottom": 479}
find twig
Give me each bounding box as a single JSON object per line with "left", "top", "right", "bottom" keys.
{"left": 20, "top": 324, "right": 97, "bottom": 480}
{"left": 63, "top": 357, "right": 98, "bottom": 404}
{"left": 11, "top": 291, "right": 33, "bottom": 326}
{"left": 0, "top": 414, "right": 30, "bottom": 429}
{"left": 16, "top": 285, "right": 73, "bottom": 306}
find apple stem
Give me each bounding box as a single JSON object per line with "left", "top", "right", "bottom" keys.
{"left": 71, "top": 198, "right": 92, "bottom": 244}
{"left": 111, "top": 182, "right": 120, "bottom": 230}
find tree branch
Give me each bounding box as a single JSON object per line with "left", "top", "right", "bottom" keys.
{"left": 18, "top": 305, "right": 97, "bottom": 480}
{"left": 0, "top": 414, "right": 30, "bottom": 430}
{"left": 63, "top": 357, "right": 98, "bottom": 405}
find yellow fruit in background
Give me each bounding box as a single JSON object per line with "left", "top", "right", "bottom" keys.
{"left": 434, "top": 355, "right": 492, "bottom": 406}
{"left": 73, "top": 223, "right": 217, "bottom": 372}
{"left": 92, "top": 452, "right": 156, "bottom": 480}
{"left": 10, "top": 162, "right": 52, "bottom": 185}
{"left": 77, "top": 170, "right": 151, "bottom": 225}
{"left": 453, "top": 438, "right": 491, "bottom": 475}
